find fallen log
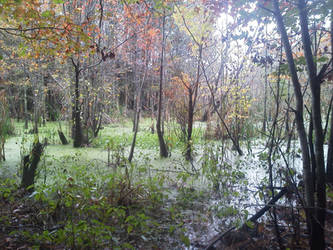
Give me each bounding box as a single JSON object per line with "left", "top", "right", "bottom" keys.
{"left": 205, "top": 186, "right": 289, "bottom": 250}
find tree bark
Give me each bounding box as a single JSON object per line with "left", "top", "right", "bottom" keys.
{"left": 128, "top": 54, "right": 148, "bottom": 162}
{"left": 128, "top": 107, "right": 141, "bottom": 162}
{"left": 185, "top": 89, "right": 194, "bottom": 160}
{"left": 32, "top": 74, "right": 39, "bottom": 134}
{"left": 298, "top": 1, "right": 326, "bottom": 248}
{"left": 307, "top": 113, "right": 316, "bottom": 190}
{"left": 156, "top": 9, "right": 168, "bottom": 158}
{"left": 262, "top": 24, "right": 268, "bottom": 133}
{"left": 272, "top": 0, "right": 316, "bottom": 246}
{"left": 21, "top": 140, "right": 44, "bottom": 192}
{"left": 58, "top": 130, "right": 69, "bottom": 145}
{"left": 24, "top": 84, "right": 28, "bottom": 130}
{"left": 186, "top": 42, "right": 202, "bottom": 160}
{"left": 326, "top": 8, "right": 333, "bottom": 184}
{"left": 73, "top": 61, "right": 83, "bottom": 148}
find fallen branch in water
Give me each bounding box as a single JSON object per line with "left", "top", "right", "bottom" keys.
{"left": 204, "top": 186, "right": 289, "bottom": 250}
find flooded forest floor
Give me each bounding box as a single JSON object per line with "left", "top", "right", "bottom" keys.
{"left": 1, "top": 120, "right": 333, "bottom": 249}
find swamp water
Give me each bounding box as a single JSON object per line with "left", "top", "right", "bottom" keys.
{"left": 0, "top": 125, "right": 304, "bottom": 249}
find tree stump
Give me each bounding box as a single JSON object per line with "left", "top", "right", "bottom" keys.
{"left": 21, "top": 140, "right": 45, "bottom": 192}
{"left": 58, "top": 130, "right": 69, "bottom": 145}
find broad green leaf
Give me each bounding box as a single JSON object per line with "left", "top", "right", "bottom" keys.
{"left": 246, "top": 220, "right": 255, "bottom": 229}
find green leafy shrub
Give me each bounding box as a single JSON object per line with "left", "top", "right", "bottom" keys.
{"left": 9, "top": 155, "right": 182, "bottom": 249}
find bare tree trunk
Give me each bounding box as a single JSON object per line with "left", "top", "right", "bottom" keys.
{"left": 272, "top": 0, "right": 316, "bottom": 246}
{"left": 21, "top": 140, "right": 45, "bottom": 192}
{"left": 24, "top": 84, "right": 28, "bottom": 130}
{"left": 272, "top": 0, "right": 327, "bottom": 248}
{"left": 298, "top": 1, "right": 326, "bottom": 248}
{"left": 42, "top": 76, "right": 47, "bottom": 126}
{"left": 128, "top": 107, "right": 141, "bottom": 162}
{"left": 124, "top": 84, "right": 128, "bottom": 116}
{"left": 262, "top": 23, "right": 268, "bottom": 134}
{"left": 128, "top": 57, "right": 148, "bottom": 162}
{"left": 185, "top": 42, "right": 202, "bottom": 160}
{"left": 73, "top": 60, "right": 83, "bottom": 148}
{"left": 132, "top": 35, "right": 138, "bottom": 133}
{"left": 157, "top": 10, "right": 168, "bottom": 158}
{"left": 326, "top": 8, "right": 333, "bottom": 184}
{"left": 201, "top": 68, "right": 243, "bottom": 156}
{"left": 32, "top": 74, "right": 39, "bottom": 134}
{"left": 307, "top": 112, "right": 316, "bottom": 190}
{"left": 327, "top": 105, "right": 333, "bottom": 183}
{"left": 58, "top": 127, "right": 69, "bottom": 145}
{"left": 185, "top": 89, "right": 193, "bottom": 160}
{"left": 266, "top": 49, "right": 284, "bottom": 249}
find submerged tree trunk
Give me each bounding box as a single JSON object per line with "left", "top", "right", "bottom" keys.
{"left": 128, "top": 107, "right": 141, "bottom": 162}
{"left": 0, "top": 90, "right": 8, "bottom": 161}
{"left": 58, "top": 130, "right": 69, "bottom": 145}
{"left": 0, "top": 141, "right": 4, "bottom": 161}
{"left": 157, "top": 10, "right": 168, "bottom": 158}
{"left": 21, "top": 140, "right": 45, "bottom": 192}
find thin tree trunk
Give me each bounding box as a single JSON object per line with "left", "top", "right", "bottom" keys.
{"left": 42, "top": 76, "right": 47, "bottom": 126}
{"left": 267, "top": 49, "right": 283, "bottom": 249}
{"left": 307, "top": 111, "right": 316, "bottom": 190}
{"left": 132, "top": 35, "right": 138, "bottom": 133}
{"left": 157, "top": 9, "right": 168, "bottom": 158}
{"left": 262, "top": 23, "right": 268, "bottom": 133}
{"left": 298, "top": 1, "right": 326, "bottom": 248}
{"left": 128, "top": 60, "right": 148, "bottom": 162}
{"left": 326, "top": 8, "right": 333, "bottom": 184}
{"left": 73, "top": 61, "right": 83, "bottom": 148}
{"left": 185, "top": 89, "right": 193, "bottom": 160}
{"left": 32, "top": 74, "right": 39, "bottom": 134}
{"left": 272, "top": 0, "right": 315, "bottom": 246}
{"left": 185, "top": 43, "right": 202, "bottom": 160}
{"left": 124, "top": 84, "right": 128, "bottom": 116}
{"left": 24, "top": 84, "right": 28, "bottom": 130}
{"left": 128, "top": 107, "right": 141, "bottom": 162}
{"left": 201, "top": 66, "right": 243, "bottom": 156}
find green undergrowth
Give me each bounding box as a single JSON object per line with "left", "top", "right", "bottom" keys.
{"left": 1, "top": 156, "right": 189, "bottom": 249}
{"left": 1, "top": 119, "right": 254, "bottom": 248}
